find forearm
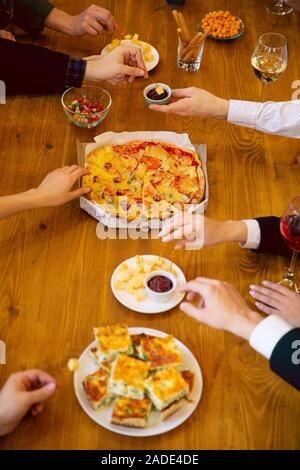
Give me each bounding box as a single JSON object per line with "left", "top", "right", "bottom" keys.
{"left": 228, "top": 100, "right": 300, "bottom": 138}
{"left": 44, "top": 8, "right": 75, "bottom": 35}
{"left": 0, "top": 190, "right": 43, "bottom": 220}
{"left": 11, "top": 0, "right": 54, "bottom": 37}
{"left": 0, "top": 38, "right": 85, "bottom": 95}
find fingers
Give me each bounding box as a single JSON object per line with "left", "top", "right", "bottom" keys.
{"left": 180, "top": 301, "right": 204, "bottom": 322}
{"left": 31, "top": 402, "right": 44, "bottom": 416}
{"left": 254, "top": 301, "right": 278, "bottom": 316}
{"left": 89, "top": 20, "right": 104, "bottom": 35}
{"left": 121, "top": 47, "right": 147, "bottom": 76}
{"left": 20, "top": 369, "right": 56, "bottom": 388}
{"left": 159, "top": 212, "right": 183, "bottom": 238}
{"left": 262, "top": 280, "right": 297, "bottom": 297}
{"left": 149, "top": 100, "right": 187, "bottom": 115}
{"left": 93, "top": 8, "right": 117, "bottom": 31}
{"left": 171, "top": 88, "right": 195, "bottom": 98}
{"left": 119, "top": 64, "right": 145, "bottom": 77}
{"left": 64, "top": 165, "right": 80, "bottom": 174}
{"left": 249, "top": 285, "right": 283, "bottom": 308}
{"left": 70, "top": 168, "right": 90, "bottom": 181}
{"left": 26, "top": 382, "right": 57, "bottom": 406}
{"left": 179, "top": 279, "right": 211, "bottom": 296}
{"left": 86, "top": 25, "right": 99, "bottom": 37}
{"left": 68, "top": 187, "right": 91, "bottom": 200}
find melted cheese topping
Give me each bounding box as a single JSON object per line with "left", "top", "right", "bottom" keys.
{"left": 111, "top": 354, "right": 149, "bottom": 391}
{"left": 146, "top": 367, "right": 189, "bottom": 403}
{"left": 94, "top": 324, "right": 132, "bottom": 353}
{"left": 112, "top": 397, "right": 152, "bottom": 419}
{"left": 140, "top": 335, "right": 183, "bottom": 369}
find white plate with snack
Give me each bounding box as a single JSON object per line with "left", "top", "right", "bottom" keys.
{"left": 74, "top": 325, "right": 203, "bottom": 437}
{"left": 101, "top": 34, "right": 160, "bottom": 72}
{"left": 111, "top": 255, "right": 186, "bottom": 314}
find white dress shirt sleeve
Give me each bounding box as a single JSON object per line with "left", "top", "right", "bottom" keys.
{"left": 239, "top": 219, "right": 261, "bottom": 249}
{"left": 227, "top": 99, "right": 300, "bottom": 139}
{"left": 250, "top": 315, "right": 293, "bottom": 360}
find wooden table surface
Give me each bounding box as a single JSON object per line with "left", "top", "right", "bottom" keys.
{"left": 0, "top": 0, "right": 300, "bottom": 450}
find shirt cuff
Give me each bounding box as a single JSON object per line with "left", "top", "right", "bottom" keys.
{"left": 250, "top": 315, "right": 293, "bottom": 360}
{"left": 65, "top": 57, "right": 87, "bottom": 89}
{"left": 239, "top": 219, "right": 261, "bottom": 249}
{"left": 227, "top": 100, "right": 262, "bottom": 128}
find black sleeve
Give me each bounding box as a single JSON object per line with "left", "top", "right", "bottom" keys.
{"left": 270, "top": 328, "right": 300, "bottom": 391}
{"left": 12, "top": 0, "right": 54, "bottom": 37}
{"left": 0, "top": 38, "right": 69, "bottom": 95}
{"left": 253, "top": 216, "right": 291, "bottom": 257}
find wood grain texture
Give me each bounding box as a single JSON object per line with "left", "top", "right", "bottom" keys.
{"left": 0, "top": 0, "right": 300, "bottom": 450}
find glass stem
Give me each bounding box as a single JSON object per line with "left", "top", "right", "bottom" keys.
{"left": 287, "top": 251, "right": 298, "bottom": 277}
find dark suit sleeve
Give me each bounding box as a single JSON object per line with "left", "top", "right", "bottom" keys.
{"left": 0, "top": 38, "right": 70, "bottom": 95}
{"left": 270, "top": 328, "right": 300, "bottom": 390}
{"left": 253, "top": 216, "right": 291, "bottom": 257}
{"left": 12, "top": 0, "right": 54, "bottom": 37}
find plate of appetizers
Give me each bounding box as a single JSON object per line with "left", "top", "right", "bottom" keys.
{"left": 111, "top": 255, "right": 186, "bottom": 314}
{"left": 73, "top": 324, "right": 203, "bottom": 437}
{"left": 101, "top": 34, "right": 160, "bottom": 71}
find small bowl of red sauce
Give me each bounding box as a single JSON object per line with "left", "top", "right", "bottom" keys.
{"left": 143, "top": 83, "right": 171, "bottom": 107}
{"left": 144, "top": 270, "right": 177, "bottom": 303}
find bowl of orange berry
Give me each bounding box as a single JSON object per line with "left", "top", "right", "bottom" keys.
{"left": 201, "top": 10, "right": 244, "bottom": 40}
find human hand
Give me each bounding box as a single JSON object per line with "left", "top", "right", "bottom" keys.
{"left": 180, "top": 278, "right": 262, "bottom": 340}
{"left": 85, "top": 46, "right": 147, "bottom": 84}
{"left": 0, "top": 370, "right": 57, "bottom": 436}
{"left": 249, "top": 281, "right": 300, "bottom": 327}
{"left": 69, "top": 4, "right": 117, "bottom": 36}
{"left": 159, "top": 213, "right": 248, "bottom": 250}
{"left": 149, "top": 87, "right": 229, "bottom": 118}
{"left": 0, "top": 30, "right": 15, "bottom": 41}
{"left": 33, "top": 165, "right": 91, "bottom": 207}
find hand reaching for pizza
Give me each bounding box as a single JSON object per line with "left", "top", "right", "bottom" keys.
{"left": 159, "top": 213, "right": 248, "bottom": 250}
{"left": 149, "top": 87, "right": 229, "bottom": 119}
{"left": 85, "top": 46, "right": 148, "bottom": 84}
{"left": 0, "top": 370, "right": 57, "bottom": 436}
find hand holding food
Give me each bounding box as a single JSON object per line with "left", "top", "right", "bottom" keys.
{"left": 0, "top": 370, "right": 57, "bottom": 436}
{"left": 180, "top": 278, "right": 262, "bottom": 340}
{"left": 85, "top": 46, "right": 147, "bottom": 84}
{"left": 149, "top": 87, "right": 229, "bottom": 118}
{"left": 105, "top": 34, "right": 155, "bottom": 65}
{"left": 159, "top": 213, "right": 248, "bottom": 250}
{"left": 249, "top": 281, "right": 300, "bottom": 327}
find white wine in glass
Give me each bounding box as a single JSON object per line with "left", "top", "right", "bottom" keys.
{"left": 251, "top": 33, "right": 288, "bottom": 85}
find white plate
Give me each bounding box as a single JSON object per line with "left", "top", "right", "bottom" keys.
{"left": 101, "top": 39, "right": 160, "bottom": 72}
{"left": 111, "top": 255, "right": 186, "bottom": 314}
{"left": 74, "top": 327, "right": 203, "bottom": 437}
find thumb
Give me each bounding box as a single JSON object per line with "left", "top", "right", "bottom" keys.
{"left": 119, "top": 65, "right": 145, "bottom": 77}
{"left": 68, "top": 187, "right": 91, "bottom": 200}
{"left": 26, "top": 382, "right": 57, "bottom": 406}
{"left": 180, "top": 301, "right": 206, "bottom": 323}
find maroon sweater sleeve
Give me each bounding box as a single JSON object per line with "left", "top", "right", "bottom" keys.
{"left": 0, "top": 38, "right": 70, "bottom": 95}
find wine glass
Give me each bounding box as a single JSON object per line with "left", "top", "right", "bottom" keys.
{"left": 0, "top": 0, "right": 13, "bottom": 30}
{"left": 251, "top": 32, "right": 288, "bottom": 100}
{"left": 279, "top": 196, "right": 300, "bottom": 292}
{"left": 266, "top": 0, "right": 293, "bottom": 15}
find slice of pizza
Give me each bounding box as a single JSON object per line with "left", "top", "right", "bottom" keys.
{"left": 93, "top": 324, "right": 133, "bottom": 363}
{"left": 82, "top": 366, "right": 113, "bottom": 410}
{"left": 111, "top": 397, "right": 152, "bottom": 428}
{"left": 137, "top": 335, "right": 183, "bottom": 370}
{"left": 109, "top": 354, "right": 150, "bottom": 400}
{"left": 145, "top": 367, "right": 189, "bottom": 411}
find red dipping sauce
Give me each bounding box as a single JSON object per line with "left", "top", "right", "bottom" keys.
{"left": 148, "top": 275, "right": 173, "bottom": 293}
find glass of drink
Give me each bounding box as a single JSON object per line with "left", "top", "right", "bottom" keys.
{"left": 177, "top": 32, "right": 205, "bottom": 72}
{"left": 0, "top": 0, "right": 13, "bottom": 29}
{"left": 279, "top": 196, "right": 300, "bottom": 291}
{"left": 266, "top": 0, "right": 293, "bottom": 15}
{"left": 251, "top": 33, "right": 288, "bottom": 84}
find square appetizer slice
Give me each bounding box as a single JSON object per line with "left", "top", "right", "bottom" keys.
{"left": 145, "top": 367, "right": 189, "bottom": 411}
{"left": 137, "top": 335, "right": 183, "bottom": 370}
{"left": 109, "top": 354, "right": 150, "bottom": 400}
{"left": 160, "top": 370, "right": 195, "bottom": 421}
{"left": 82, "top": 367, "right": 113, "bottom": 410}
{"left": 93, "top": 324, "right": 133, "bottom": 362}
{"left": 111, "top": 397, "right": 152, "bottom": 428}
